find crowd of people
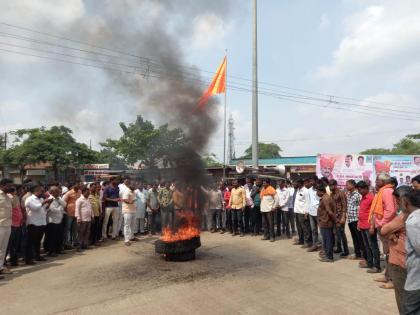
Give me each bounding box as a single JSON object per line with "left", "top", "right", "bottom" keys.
{"left": 0, "top": 173, "right": 419, "bottom": 314}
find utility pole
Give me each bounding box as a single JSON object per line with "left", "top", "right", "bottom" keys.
{"left": 228, "top": 114, "right": 235, "bottom": 163}
{"left": 252, "top": 0, "right": 259, "bottom": 171}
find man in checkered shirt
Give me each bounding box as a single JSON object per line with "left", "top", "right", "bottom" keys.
{"left": 346, "top": 180, "right": 366, "bottom": 260}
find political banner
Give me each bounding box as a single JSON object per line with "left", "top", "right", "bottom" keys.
{"left": 373, "top": 155, "right": 420, "bottom": 186}
{"left": 316, "top": 154, "right": 374, "bottom": 187}
{"left": 317, "top": 154, "right": 420, "bottom": 187}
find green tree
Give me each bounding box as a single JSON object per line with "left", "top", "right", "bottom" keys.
{"left": 202, "top": 153, "right": 222, "bottom": 167}
{"left": 5, "top": 126, "right": 98, "bottom": 180}
{"left": 361, "top": 135, "right": 420, "bottom": 155}
{"left": 96, "top": 148, "right": 128, "bottom": 170}
{"left": 101, "top": 115, "right": 186, "bottom": 168}
{"left": 239, "top": 143, "right": 282, "bottom": 159}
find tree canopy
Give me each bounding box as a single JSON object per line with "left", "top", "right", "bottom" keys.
{"left": 101, "top": 115, "right": 186, "bottom": 168}
{"left": 202, "top": 153, "right": 222, "bottom": 168}
{"left": 361, "top": 134, "right": 420, "bottom": 155}
{"left": 239, "top": 143, "right": 282, "bottom": 159}
{"left": 3, "top": 126, "right": 98, "bottom": 179}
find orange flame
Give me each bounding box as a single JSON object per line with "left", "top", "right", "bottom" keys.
{"left": 161, "top": 210, "right": 200, "bottom": 243}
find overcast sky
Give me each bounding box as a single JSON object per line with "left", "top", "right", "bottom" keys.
{"left": 1, "top": 0, "right": 420, "bottom": 162}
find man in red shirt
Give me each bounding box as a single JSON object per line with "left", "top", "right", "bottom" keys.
{"left": 356, "top": 181, "right": 381, "bottom": 273}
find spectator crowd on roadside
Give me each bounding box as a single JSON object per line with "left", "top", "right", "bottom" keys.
{"left": 0, "top": 173, "right": 419, "bottom": 314}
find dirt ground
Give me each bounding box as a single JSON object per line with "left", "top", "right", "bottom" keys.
{"left": 1, "top": 232, "right": 397, "bottom": 315}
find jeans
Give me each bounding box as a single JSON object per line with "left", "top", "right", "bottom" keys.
{"left": 262, "top": 211, "right": 275, "bottom": 239}
{"left": 281, "top": 211, "right": 291, "bottom": 237}
{"left": 296, "top": 214, "right": 312, "bottom": 246}
{"left": 45, "top": 223, "right": 62, "bottom": 254}
{"left": 102, "top": 207, "right": 119, "bottom": 238}
{"left": 65, "top": 216, "right": 77, "bottom": 246}
{"left": 309, "top": 215, "right": 320, "bottom": 245}
{"left": 295, "top": 214, "right": 304, "bottom": 244}
{"left": 77, "top": 221, "right": 91, "bottom": 249}
{"left": 6, "top": 226, "right": 22, "bottom": 265}
{"left": 26, "top": 225, "right": 45, "bottom": 262}
{"left": 335, "top": 224, "right": 349, "bottom": 254}
{"left": 231, "top": 209, "right": 244, "bottom": 233}
{"left": 403, "top": 289, "right": 420, "bottom": 315}
{"left": 0, "top": 226, "right": 11, "bottom": 270}
{"left": 321, "top": 227, "right": 334, "bottom": 260}
{"left": 209, "top": 208, "right": 223, "bottom": 230}
{"left": 348, "top": 221, "right": 366, "bottom": 258}
{"left": 147, "top": 211, "right": 159, "bottom": 234}
{"left": 360, "top": 229, "right": 381, "bottom": 269}
{"left": 161, "top": 205, "right": 174, "bottom": 230}
{"left": 123, "top": 213, "right": 135, "bottom": 242}
{"left": 389, "top": 263, "right": 407, "bottom": 314}
{"left": 250, "top": 206, "right": 262, "bottom": 234}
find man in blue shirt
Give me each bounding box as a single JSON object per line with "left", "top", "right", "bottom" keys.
{"left": 101, "top": 177, "right": 120, "bottom": 240}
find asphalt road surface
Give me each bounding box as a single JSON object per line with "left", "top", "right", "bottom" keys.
{"left": 1, "top": 233, "right": 397, "bottom": 315}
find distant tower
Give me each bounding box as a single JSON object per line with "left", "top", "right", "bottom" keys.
{"left": 228, "top": 114, "right": 236, "bottom": 163}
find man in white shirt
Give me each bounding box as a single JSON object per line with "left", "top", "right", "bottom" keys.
{"left": 276, "top": 179, "right": 290, "bottom": 238}
{"left": 45, "top": 186, "right": 66, "bottom": 256}
{"left": 308, "top": 177, "right": 321, "bottom": 252}
{"left": 0, "top": 179, "right": 13, "bottom": 278}
{"left": 118, "top": 177, "right": 130, "bottom": 236}
{"left": 122, "top": 183, "right": 136, "bottom": 246}
{"left": 25, "top": 185, "right": 52, "bottom": 264}
{"left": 286, "top": 181, "right": 296, "bottom": 235}
{"left": 134, "top": 182, "right": 148, "bottom": 235}
{"left": 293, "top": 179, "right": 312, "bottom": 248}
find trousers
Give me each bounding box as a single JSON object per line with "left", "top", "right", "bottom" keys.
{"left": 0, "top": 226, "right": 11, "bottom": 270}
{"left": 360, "top": 229, "right": 381, "bottom": 269}
{"left": 389, "top": 263, "right": 407, "bottom": 314}
{"left": 123, "top": 213, "right": 135, "bottom": 242}
{"left": 6, "top": 226, "right": 22, "bottom": 265}
{"left": 250, "top": 206, "right": 262, "bottom": 234}
{"left": 348, "top": 221, "right": 366, "bottom": 258}
{"left": 45, "top": 223, "right": 63, "bottom": 254}
{"left": 309, "top": 215, "right": 320, "bottom": 245}
{"left": 335, "top": 224, "right": 349, "bottom": 254}
{"left": 275, "top": 209, "right": 282, "bottom": 236}
{"left": 262, "top": 211, "right": 275, "bottom": 239}
{"left": 403, "top": 289, "right": 420, "bottom": 315}
{"left": 231, "top": 209, "right": 244, "bottom": 233}
{"left": 161, "top": 205, "right": 174, "bottom": 230}
{"left": 296, "top": 214, "right": 312, "bottom": 245}
{"left": 26, "top": 225, "right": 45, "bottom": 262}
{"left": 102, "top": 207, "right": 119, "bottom": 238}
{"left": 321, "top": 227, "right": 334, "bottom": 260}
{"left": 77, "top": 221, "right": 91, "bottom": 249}
{"left": 90, "top": 216, "right": 101, "bottom": 245}
{"left": 65, "top": 216, "right": 77, "bottom": 246}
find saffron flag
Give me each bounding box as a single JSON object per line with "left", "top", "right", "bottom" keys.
{"left": 197, "top": 56, "right": 226, "bottom": 109}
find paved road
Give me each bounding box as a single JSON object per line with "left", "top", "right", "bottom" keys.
{"left": 1, "top": 233, "right": 397, "bottom": 315}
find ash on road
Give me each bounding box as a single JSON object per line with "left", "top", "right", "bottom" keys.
{"left": 1, "top": 233, "right": 397, "bottom": 315}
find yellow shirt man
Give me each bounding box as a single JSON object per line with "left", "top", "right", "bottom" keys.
{"left": 229, "top": 186, "right": 246, "bottom": 210}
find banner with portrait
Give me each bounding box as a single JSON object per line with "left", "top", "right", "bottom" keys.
{"left": 316, "top": 154, "right": 420, "bottom": 187}
{"left": 316, "top": 154, "right": 374, "bottom": 187}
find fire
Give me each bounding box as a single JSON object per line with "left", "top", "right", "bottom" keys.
{"left": 161, "top": 210, "right": 200, "bottom": 242}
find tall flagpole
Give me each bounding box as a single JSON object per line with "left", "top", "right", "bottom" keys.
{"left": 223, "top": 51, "right": 227, "bottom": 181}
{"left": 252, "top": 0, "right": 259, "bottom": 171}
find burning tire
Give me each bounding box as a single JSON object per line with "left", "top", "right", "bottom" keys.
{"left": 155, "top": 236, "right": 201, "bottom": 255}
